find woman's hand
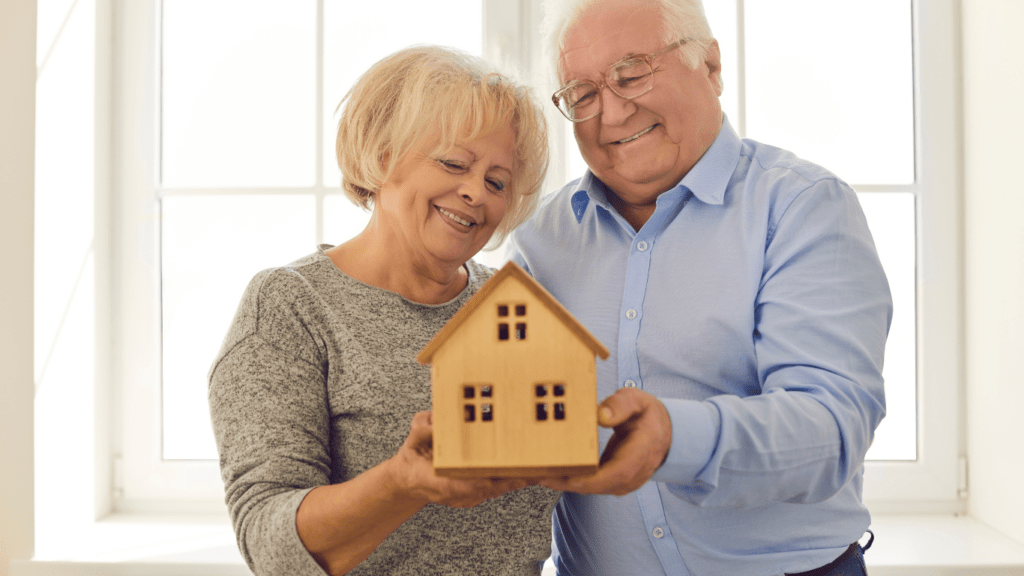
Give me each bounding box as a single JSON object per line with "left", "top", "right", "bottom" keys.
{"left": 387, "top": 411, "right": 532, "bottom": 508}
{"left": 298, "top": 411, "right": 534, "bottom": 575}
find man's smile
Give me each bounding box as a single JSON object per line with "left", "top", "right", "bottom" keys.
{"left": 613, "top": 124, "right": 657, "bottom": 145}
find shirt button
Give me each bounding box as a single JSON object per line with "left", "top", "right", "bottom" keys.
{"left": 624, "top": 380, "right": 636, "bottom": 388}
{"left": 637, "top": 241, "right": 648, "bottom": 252}
{"left": 626, "top": 309, "right": 637, "bottom": 320}
{"left": 653, "top": 527, "right": 665, "bottom": 539}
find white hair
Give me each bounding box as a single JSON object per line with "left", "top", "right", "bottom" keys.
{"left": 541, "top": 0, "right": 717, "bottom": 80}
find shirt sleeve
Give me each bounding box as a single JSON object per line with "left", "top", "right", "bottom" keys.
{"left": 652, "top": 178, "right": 892, "bottom": 507}
{"left": 208, "top": 270, "right": 333, "bottom": 576}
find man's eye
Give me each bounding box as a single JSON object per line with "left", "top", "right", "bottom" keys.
{"left": 614, "top": 61, "right": 650, "bottom": 86}
{"left": 617, "top": 75, "right": 645, "bottom": 87}
{"left": 570, "top": 91, "right": 597, "bottom": 109}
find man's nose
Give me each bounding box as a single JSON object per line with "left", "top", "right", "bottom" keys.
{"left": 600, "top": 86, "right": 636, "bottom": 125}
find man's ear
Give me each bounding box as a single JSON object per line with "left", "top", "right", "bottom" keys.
{"left": 705, "top": 39, "right": 723, "bottom": 97}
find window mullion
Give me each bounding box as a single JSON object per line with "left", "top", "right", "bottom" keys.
{"left": 315, "top": 0, "right": 325, "bottom": 246}
{"left": 157, "top": 187, "right": 320, "bottom": 197}
{"left": 735, "top": 0, "right": 746, "bottom": 137}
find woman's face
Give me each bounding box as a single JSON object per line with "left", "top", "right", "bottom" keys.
{"left": 375, "top": 125, "right": 516, "bottom": 271}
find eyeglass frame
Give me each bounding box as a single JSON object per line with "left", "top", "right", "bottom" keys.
{"left": 551, "top": 38, "right": 693, "bottom": 123}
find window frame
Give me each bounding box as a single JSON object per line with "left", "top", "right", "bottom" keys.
{"left": 109, "top": 0, "right": 962, "bottom": 513}
{"left": 858, "top": 0, "right": 963, "bottom": 511}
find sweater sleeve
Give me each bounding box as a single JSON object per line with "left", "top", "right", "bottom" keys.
{"left": 208, "top": 269, "right": 333, "bottom": 576}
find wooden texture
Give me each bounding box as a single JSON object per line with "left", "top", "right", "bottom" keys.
{"left": 419, "top": 262, "right": 606, "bottom": 478}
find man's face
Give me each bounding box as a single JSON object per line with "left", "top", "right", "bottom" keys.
{"left": 559, "top": 0, "right": 723, "bottom": 210}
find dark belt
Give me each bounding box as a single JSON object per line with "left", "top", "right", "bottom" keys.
{"left": 785, "top": 542, "right": 859, "bottom": 576}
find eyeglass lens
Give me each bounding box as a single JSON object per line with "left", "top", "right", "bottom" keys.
{"left": 558, "top": 58, "right": 654, "bottom": 121}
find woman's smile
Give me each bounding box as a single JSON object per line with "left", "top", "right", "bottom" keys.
{"left": 436, "top": 205, "right": 476, "bottom": 228}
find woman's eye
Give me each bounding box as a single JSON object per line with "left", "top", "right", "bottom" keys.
{"left": 487, "top": 178, "right": 506, "bottom": 193}
{"left": 440, "top": 159, "right": 466, "bottom": 171}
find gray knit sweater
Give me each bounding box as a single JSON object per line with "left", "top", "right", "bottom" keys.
{"left": 209, "top": 246, "right": 560, "bottom": 576}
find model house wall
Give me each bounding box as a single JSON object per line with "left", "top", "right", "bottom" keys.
{"left": 418, "top": 262, "right": 609, "bottom": 478}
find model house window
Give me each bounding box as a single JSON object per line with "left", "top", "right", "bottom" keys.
{"left": 498, "top": 303, "right": 527, "bottom": 341}
{"left": 535, "top": 382, "right": 566, "bottom": 421}
{"left": 463, "top": 384, "right": 494, "bottom": 423}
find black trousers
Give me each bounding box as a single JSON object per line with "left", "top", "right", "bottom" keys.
{"left": 786, "top": 531, "right": 873, "bottom": 576}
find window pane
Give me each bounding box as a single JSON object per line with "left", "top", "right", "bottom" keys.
{"left": 858, "top": 192, "right": 917, "bottom": 461}
{"left": 323, "top": 194, "right": 371, "bottom": 246}
{"left": 703, "top": 0, "right": 739, "bottom": 126}
{"left": 744, "top": 1, "right": 914, "bottom": 185}
{"left": 34, "top": 0, "right": 95, "bottom": 379}
{"left": 162, "top": 195, "right": 315, "bottom": 459}
{"left": 323, "top": 0, "right": 483, "bottom": 185}
{"left": 162, "top": 0, "right": 317, "bottom": 187}
{"left": 565, "top": 121, "right": 588, "bottom": 181}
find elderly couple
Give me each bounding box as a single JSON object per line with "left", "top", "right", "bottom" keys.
{"left": 208, "top": 0, "right": 891, "bottom": 575}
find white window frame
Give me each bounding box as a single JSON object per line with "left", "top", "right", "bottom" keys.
{"left": 857, "top": 0, "right": 962, "bottom": 512}
{"left": 108, "top": 0, "right": 961, "bottom": 514}
{"left": 110, "top": 0, "right": 554, "bottom": 512}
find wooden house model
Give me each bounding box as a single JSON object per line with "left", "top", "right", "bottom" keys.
{"left": 417, "top": 262, "right": 609, "bottom": 478}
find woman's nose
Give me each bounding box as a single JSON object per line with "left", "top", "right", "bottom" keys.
{"left": 459, "top": 177, "right": 487, "bottom": 205}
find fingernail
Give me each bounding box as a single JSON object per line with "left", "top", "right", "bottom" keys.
{"left": 600, "top": 407, "right": 613, "bottom": 422}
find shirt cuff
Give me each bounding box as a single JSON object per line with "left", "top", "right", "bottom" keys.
{"left": 649, "top": 398, "right": 720, "bottom": 484}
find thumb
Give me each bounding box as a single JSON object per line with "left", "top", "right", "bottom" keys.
{"left": 596, "top": 388, "right": 646, "bottom": 428}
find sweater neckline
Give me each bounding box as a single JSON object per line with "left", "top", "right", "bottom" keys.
{"left": 314, "top": 244, "right": 483, "bottom": 309}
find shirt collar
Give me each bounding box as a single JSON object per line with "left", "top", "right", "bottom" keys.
{"left": 680, "top": 114, "right": 741, "bottom": 206}
{"left": 568, "top": 114, "right": 741, "bottom": 223}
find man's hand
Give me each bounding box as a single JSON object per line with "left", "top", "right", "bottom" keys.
{"left": 541, "top": 387, "right": 672, "bottom": 496}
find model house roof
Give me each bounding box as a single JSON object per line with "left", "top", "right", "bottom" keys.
{"left": 417, "top": 261, "right": 610, "bottom": 364}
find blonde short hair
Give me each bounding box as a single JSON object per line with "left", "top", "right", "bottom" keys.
{"left": 335, "top": 45, "right": 548, "bottom": 247}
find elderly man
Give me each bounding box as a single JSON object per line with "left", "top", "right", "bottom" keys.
{"left": 507, "top": 0, "right": 892, "bottom": 575}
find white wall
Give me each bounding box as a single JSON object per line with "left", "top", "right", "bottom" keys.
{"left": 0, "top": 1, "right": 38, "bottom": 574}
{"left": 963, "top": 0, "right": 1024, "bottom": 546}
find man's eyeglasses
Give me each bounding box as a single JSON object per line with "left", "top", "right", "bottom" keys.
{"left": 552, "top": 38, "right": 691, "bottom": 123}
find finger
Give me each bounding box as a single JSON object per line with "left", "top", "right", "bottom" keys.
{"left": 548, "top": 462, "right": 644, "bottom": 496}
{"left": 597, "top": 388, "right": 650, "bottom": 428}
{"left": 544, "top": 395, "right": 670, "bottom": 495}
{"left": 409, "top": 410, "right": 433, "bottom": 432}
{"left": 434, "top": 477, "right": 525, "bottom": 508}
{"left": 539, "top": 476, "right": 583, "bottom": 492}
{"left": 399, "top": 414, "right": 436, "bottom": 463}
{"left": 539, "top": 474, "right": 617, "bottom": 495}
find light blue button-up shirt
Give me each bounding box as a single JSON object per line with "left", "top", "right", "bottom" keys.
{"left": 507, "top": 117, "right": 891, "bottom": 576}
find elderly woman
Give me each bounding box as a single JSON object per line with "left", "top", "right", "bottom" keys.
{"left": 208, "top": 46, "right": 555, "bottom": 576}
